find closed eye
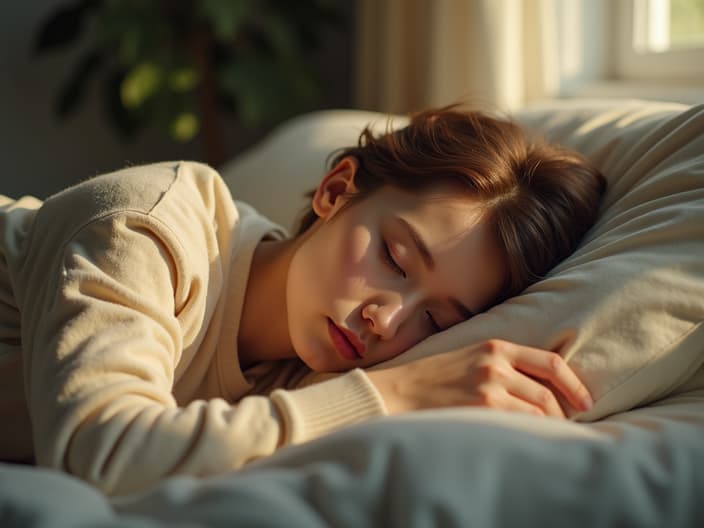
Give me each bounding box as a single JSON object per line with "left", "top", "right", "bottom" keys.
{"left": 425, "top": 310, "right": 442, "bottom": 333}
{"left": 382, "top": 240, "right": 406, "bottom": 278}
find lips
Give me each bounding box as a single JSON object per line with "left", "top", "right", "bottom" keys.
{"left": 327, "top": 318, "right": 365, "bottom": 361}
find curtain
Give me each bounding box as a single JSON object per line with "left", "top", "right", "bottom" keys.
{"left": 355, "top": 0, "right": 559, "bottom": 114}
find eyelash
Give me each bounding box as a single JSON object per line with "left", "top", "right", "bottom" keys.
{"left": 382, "top": 240, "right": 406, "bottom": 278}
{"left": 382, "top": 240, "right": 441, "bottom": 333}
{"left": 426, "top": 310, "right": 442, "bottom": 333}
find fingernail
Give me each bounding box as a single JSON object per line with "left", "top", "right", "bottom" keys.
{"left": 581, "top": 397, "right": 593, "bottom": 411}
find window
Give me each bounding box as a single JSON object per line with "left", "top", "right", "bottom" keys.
{"left": 669, "top": 0, "right": 704, "bottom": 46}
{"left": 616, "top": 0, "right": 704, "bottom": 82}
{"left": 634, "top": 0, "right": 704, "bottom": 51}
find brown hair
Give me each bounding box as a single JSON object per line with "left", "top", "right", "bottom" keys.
{"left": 295, "top": 106, "right": 606, "bottom": 305}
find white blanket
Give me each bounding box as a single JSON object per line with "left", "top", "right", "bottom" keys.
{"left": 2, "top": 397, "right": 703, "bottom": 527}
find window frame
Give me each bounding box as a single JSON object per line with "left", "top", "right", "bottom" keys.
{"left": 615, "top": 0, "right": 704, "bottom": 82}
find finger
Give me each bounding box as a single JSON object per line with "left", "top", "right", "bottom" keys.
{"left": 505, "top": 375, "right": 566, "bottom": 418}
{"left": 470, "top": 388, "right": 551, "bottom": 418}
{"left": 511, "top": 348, "right": 593, "bottom": 412}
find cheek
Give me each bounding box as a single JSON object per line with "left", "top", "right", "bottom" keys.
{"left": 343, "top": 225, "right": 372, "bottom": 270}
{"left": 337, "top": 225, "right": 374, "bottom": 291}
{"left": 287, "top": 223, "right": 373, "bottom": 312}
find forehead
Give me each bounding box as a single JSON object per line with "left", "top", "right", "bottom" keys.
{"left": 372, "top": 184, "right": 483, "bottom": 236}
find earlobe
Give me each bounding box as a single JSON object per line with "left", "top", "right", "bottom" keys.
{"left": 312, "top": 156, "right": 359, "bottom": 219}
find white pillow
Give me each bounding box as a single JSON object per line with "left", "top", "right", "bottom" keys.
{"left": 221, "top": 110, "right": 407, "bottom": 230}
{"left": 220, "top": 99, "right": 704, "bottom": 419}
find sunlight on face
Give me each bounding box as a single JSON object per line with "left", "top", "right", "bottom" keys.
{"left": 286, "top": 184, "right": 507, "bottom": 373}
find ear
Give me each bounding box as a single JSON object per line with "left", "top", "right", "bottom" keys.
{"left": 312, "top": 156, "right": 359, "bottom": 220}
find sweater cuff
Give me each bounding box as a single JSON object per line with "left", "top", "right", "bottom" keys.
{"left": 270, "top": 368, "right": 387, "bottom": 445}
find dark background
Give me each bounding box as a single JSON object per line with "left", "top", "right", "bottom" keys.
{"left": 0, "top": 1, "right": 357, "bottom": 199}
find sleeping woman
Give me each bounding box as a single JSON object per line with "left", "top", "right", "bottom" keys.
{"left": 0, "top": 106, "right": 605, "bottom": 495}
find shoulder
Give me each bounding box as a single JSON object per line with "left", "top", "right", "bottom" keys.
{"left": 33, "top": 161, "right": 234, "bottom": 237}
{"left": 44, "top": 161, "right": 223, "bottom": 216}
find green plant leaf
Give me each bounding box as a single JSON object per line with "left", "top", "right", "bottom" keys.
{"left": 199, "top": 0, "right": 250, "bottom": 41}
{"left": 103, "top": 69, "right": 143, "bottom": 139}
{"left": 34, "top": 0, "right": 348, "bottom": 152}
{"left": 33, "top": 0, "right": 100, "bottom": 55}
{"left": 259, "top": 11, "right": 301, "bottom": 58}
{"left": 168, "top": 67, "right": 199, "bottom": 93}
{"left": 218, "top": 57, "right": 266, "bottom": 124}
{"left": 170, "top": 112, "right": 199, "bottom": 142}
{"left": 118, "top": 25, "right": 145, "bottom": 65}
{"left": 55, "top": 48, "right": 104, "bottom": 118}
{"left": 120, "top": 62, "right": 162, "bottom": 109}
{"left": 219, "top": 54, "right": 320, "bottom": 125}
{"left": 95, "top": 1, "right": 162, "bottom": 65}
{"left": 267, "top": 0, "right": 347, "bottom": 51}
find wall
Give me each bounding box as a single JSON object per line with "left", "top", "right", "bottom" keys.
{"left": 554, "top": 0, "right": 610, "bottom": 97}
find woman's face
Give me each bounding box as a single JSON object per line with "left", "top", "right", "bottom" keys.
{"left": 286, "top": 158, "right": 507, "bottom": 372}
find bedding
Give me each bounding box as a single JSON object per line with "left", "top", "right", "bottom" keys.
{"left": 224, "top": 99, "right": 704, "bottom": 421}
{"left": 2, "top": 403, "right": 703, "bottom": 527}
{"left": 1, "top": 99, "right": 702, "bottom": 527}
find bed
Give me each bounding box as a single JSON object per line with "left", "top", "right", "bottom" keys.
{"left": 1, "top": 98, "right": 702, "bottom": 527}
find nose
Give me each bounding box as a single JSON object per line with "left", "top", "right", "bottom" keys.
{"left": 361, "top": 295, "right": 407, "bottom": 340}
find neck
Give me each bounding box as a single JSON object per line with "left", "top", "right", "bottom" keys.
{"left": 237, "top": 236, "right": 299, "bottom": 369}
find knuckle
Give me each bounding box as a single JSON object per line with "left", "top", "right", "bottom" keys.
{"left": 482, "top": 339, "right": 506, "bottom": 355}
{"left": 547, "top": 352, "right": 564, "bottom": 374}
{"left": 476, "top": 361, "right": 504, "bottom": 383}
{"left": 538, "top": 388, "right": 555, "bottom": 407}
{"left": 476, "top": 364, "right": 493, "bottom": 382}
{"left": 477, "top": 386, "right": 497, "bottom": 407}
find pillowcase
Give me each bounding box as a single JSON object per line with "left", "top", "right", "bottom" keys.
{"left": 221, "top": 99, "right": 704, "bottom": 419}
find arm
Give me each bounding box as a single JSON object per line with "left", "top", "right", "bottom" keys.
{"left": 17, "top": 166, "right": 386, "bottom": 497}
{"left": 22, "top": 212, "right": 280, "bottom": 495}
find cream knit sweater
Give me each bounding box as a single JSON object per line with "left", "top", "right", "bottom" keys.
{"left": 0, "top": 161, "right": 386, "bottom": 496}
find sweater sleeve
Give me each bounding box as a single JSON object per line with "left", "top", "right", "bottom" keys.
{"left": 271, "top": 368, "right": 387, "bottom": 445}
{"left": 21, "top": 210, "right": 287, "bottom": 496}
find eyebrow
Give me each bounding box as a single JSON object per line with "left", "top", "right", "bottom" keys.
{"left": 394, "top": 217, "right": 476, "bottom": 318}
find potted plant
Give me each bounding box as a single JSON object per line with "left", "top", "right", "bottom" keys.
{"left": 33, "top": 0, "right": 346, "bottom": 165}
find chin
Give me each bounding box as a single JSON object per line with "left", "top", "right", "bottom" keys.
{"left": 289, "top": 315, "right": 338, "bottom": 373}
{"left": 303, "top": 348, "right": 343, "bottom": 372}
{"left": 292, "top": 338, "right": 331, "bottom": 373}
{"left": 299, "top": 355, "right": 335, "bottom": 373}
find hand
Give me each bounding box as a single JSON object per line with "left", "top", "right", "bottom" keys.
{"left": 367, "top": 339, "right": 593, "bottom": 418}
